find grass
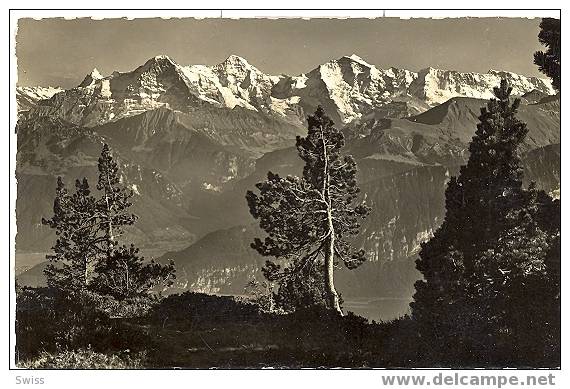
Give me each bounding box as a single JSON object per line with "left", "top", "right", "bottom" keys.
{"left": 17, "top": 349, "right": 146, "bottom": 369}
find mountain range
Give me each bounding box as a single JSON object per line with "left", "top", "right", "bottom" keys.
{"left": 22, "top": 54, "right": 553, "bottom": 125}
{"left": 16, "top": 54, "right": 560, "bottom": 320}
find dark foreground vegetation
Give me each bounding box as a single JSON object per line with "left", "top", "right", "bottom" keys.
{"left": 16, "top": 287, "right": 559, "bottom": 369}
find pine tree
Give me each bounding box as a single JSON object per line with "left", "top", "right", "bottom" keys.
{"left": 411, "top": 80, "right": 560, "bottom": 364}
{"left": 42, "top": 177, "right": 100, "bottom": 291}
{"left": 272, "top": 267, "right": 340, "bottom": 313}
{"left": 487, "top": 185, "right": 560, "bottom": 360}
{"left": 92, "top": 244, "right": 175, "bottom": 300}
{"left": 246, "top": 107, "right": 370, "bottom": 315}
{"left": 43, "top": 144, "right": 176, "bottom": 300}
{"left": 534, "top": 18, "right": 560, "bottom": 91}
{"left": 96, "top": 143, "right": 137, "bottom": 256}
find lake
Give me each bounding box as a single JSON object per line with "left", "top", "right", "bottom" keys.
{"left": 343, "top": 297, "right": 413, "bottom": 322}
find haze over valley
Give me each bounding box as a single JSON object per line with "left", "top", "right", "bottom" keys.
{"left": 16, "top": 54, "right": 560, "bottom": 321}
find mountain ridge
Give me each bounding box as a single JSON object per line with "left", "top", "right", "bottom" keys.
{"left": 18, "top": 54, "right": 554, "bottom": 128}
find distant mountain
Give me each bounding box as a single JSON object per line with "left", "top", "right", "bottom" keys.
{"left": 521, "top": 89, "right": 549, "bottom": 104}
{"left": 16, "top": 86, "right": 63, "bottom": 112}
{"left": 407, "top": 68, "right": 552, "bottom": 106}
{"left": 347, "top": 96, "right": 560, "bottom": 169}
{"left": 19, "top": 143, "right": 559, "bottom": 301}
{"left": 15, "top": 114, "right": 194, "bottom": 252}
{"left": 94, "top": 106, "right": 303, "bottom": 190}
{"left": 151, "top": 96, "right": 559, "bottom": 302}
{"left": 26, "top": 54, "right": 553, "bottom": 128}
{"left": 15, "top": 54, "right": 560, "bottom": 319}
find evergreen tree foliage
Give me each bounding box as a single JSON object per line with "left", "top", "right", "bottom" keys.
{"left": 42, "top": 177, "right": 99, "bottom": 291}
{"left": 246, "top": 107, "right": 369, "bottom": 314}
{"left": 534, "top": 18, "right": 560, "bottom": 91}
{"left": 93, "top": 244, "right": 175, "bottom": 300}
{"left": 272, "top": 268, "right": 343, "bottom": 313}
{"left": 411, "top": 80, "right": 560, "bottom": 364}
{"left": 42, "top": 144, "right": 176, "bottom": 300}
{"left": 96, "top": 143, "right": 137, "bottom": 255}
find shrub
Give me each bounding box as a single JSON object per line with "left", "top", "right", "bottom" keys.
{"left": 16, "top": 286, "right": 154, "bottom": 362}
{"left": 17, "top": 348, "right": 146, "bottom": 369}
{"left": 145, "top": 292, "right": 264, "bottom": 330}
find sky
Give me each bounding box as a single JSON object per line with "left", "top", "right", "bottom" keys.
{"left": 16, "top": 17, "right": 548, "bottom": 88}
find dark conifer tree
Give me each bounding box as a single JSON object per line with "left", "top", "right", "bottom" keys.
{"left": 247, "top": 107, "right": 370, "bottom": 314}
{"left": 272, "top": 267, "right": 335, "bottom": 313}
{"left": 411, "top": 80, "right": 560, "bottom": 365}
{"left": 534, "top": 18, "right": 560, "bottom": 91}
{"left": 42, "top": 177, "right": 100, "bottom": 291}
{"left": 96, "top": 143, "right": 137, "bottom": 256}
{"left": 43, "top": 144, "right": 176, "bottom": 299}
{"left": 92, "top": 244, "right": 175, "bottom": 300}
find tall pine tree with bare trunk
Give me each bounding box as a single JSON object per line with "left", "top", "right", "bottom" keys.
{"left": 246, "top": 107, "right": 370, "bottom": 315}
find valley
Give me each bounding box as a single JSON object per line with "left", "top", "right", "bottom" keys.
{"left": 15, "top": 54, "right": 560, "bottom": 321}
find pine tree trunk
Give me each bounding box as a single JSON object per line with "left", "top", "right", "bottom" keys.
{"left": 105, "top": 196, "right": 114, "bottom": 246}
{"left": 105, "top": 173, "right": 114, "bottom": 257}
{"left": 320, "top": 124, "right": 343, "bottom": 316}
{"left": 84, "top": 255, "right": 90, "bottom": 286}
{"left": 324, "top": 232, "right": 343, "bottom": 315}
{"left": 325, "top": 180, "right": 343, "bottom": 316}
{"left": 124, "top": 260, "right": 129, "bottom": 297}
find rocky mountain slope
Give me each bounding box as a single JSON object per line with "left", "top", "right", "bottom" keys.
{"left": 16, "top": 86, "right": 63, "bottom": 112}
{"left": 152, "top": 143, "right": 559, "bottom": 299}
{"left": 16, "top": 113, "right": 194, "bottom": 252}
{"left": 16, "top": 54, "right": 560, "bottom": 319}
{"left": 19, "top": 140, "right": 558, "bottom": 301}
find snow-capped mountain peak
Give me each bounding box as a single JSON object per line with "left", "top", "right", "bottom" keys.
{"left": 23, "top": 53, "right": 555, "bottom": 127}
{"left": 78, "top": 68, "right": 104, "bottom": 87}
{"left": 409, "top": 67, "right": 554, "bottom": 105}
{"left": 16, "top": 86, "right": 64, "bottom": 111}
{"left": 153, "top": 54, "right": 173, "bottom": 61}
{"left": 214, "top": 54, "right": 259, "bottom": 82}
{"left": 221, "top": 54, "right": 252, "bottom": 67}
{"left": 89, "top": 68, "right": 103, "bottom": 79}
{"left": 137, "top": 55, "right": 178, "bottom": 75}
{"left": 343, "top": 54, "right": 373, "bottom": 67}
